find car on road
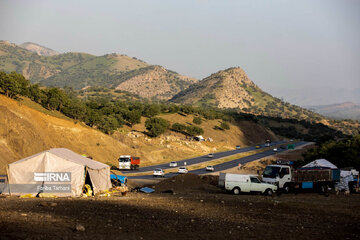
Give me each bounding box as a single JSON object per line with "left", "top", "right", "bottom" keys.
{"left": 178, "top": 167, "right": 188, "bottom": 174}
{"left": 206, "top": 166, "right": 214, "bottom": 171}
{"left": 153, "top": 168, "right": 165, "bottom": 177}
{"left": 208, "top": 153, "right": 214, "bottom": 158}
{"left": 273, "top": 148, "right": 278, "bottom": 152}
{"left": 265, "top": 143, "right": 270, "bottom": 147}
{"left": 236, "top": 145, "right": 241, "bottom": 150}
{"left": 256, "top": 145, "right": 261, "bottom": 149}
{"left": 169, "top": 161, "right": 177, "bottom": 167}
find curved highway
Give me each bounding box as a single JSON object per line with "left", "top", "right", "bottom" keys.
{"left": 127, "top": 141, "right": 307, "bottom": 179}
{"left": 125, "top": 141, "right": 286, "bottom": 173}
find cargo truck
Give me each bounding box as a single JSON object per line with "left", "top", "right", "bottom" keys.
{"left": 262, "top": 164, "right": 340, "bottom": 193}
{"left": 118, "top": 155, "right": 140, "bottom": 170}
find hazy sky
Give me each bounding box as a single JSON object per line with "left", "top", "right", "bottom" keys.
{"left": 1, "top": 0, "right": 359, "bottom": 104}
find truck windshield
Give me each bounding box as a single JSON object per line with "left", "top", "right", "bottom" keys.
{"left": 263, "top": 166, "right": 281, "bottom": 178}
{"left": 119, "top": 158, "right": 130, "bottom": 162}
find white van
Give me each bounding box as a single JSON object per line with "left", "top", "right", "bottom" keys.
{"left": 219, "top": 173, "right": 277, "bottom": 196}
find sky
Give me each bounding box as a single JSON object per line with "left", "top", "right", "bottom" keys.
{"left": 1, "top": 0, "right": 359, "bottom": 105}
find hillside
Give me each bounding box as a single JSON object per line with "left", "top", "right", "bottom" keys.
{"left": 306, "top": 102, "right": 360, "bottom": 121}
{"left": 0, "top": 40, "right": 197, "bottom": 99}
{"left": 0, "top": 40, "right": 94, "bottom": 82}
{"left": 19, "top": 42, "right": 59, "bottom": 56}
{"left": 0, "top": 94, "right": 277, "bottom": 174}
{"left": 115, "top": 65, "right": 197, "bottom": 100}
{"left": 171, "top": 67, "right": 325, "bottom": 121}
{"left": 41, "top": 53, "right": 150, "bottom": 89}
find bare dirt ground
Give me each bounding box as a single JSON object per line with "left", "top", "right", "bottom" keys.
{"left": 1, "top": 174, "right": 359, "bottom": 240}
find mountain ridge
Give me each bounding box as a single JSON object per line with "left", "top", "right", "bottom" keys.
{"left": 0, "top": 40, "right": 197, "bottom": 99}
{"left": 306, "top": 102, "right": 360, "bottom": 120}
{"left": 20, "top": 42, "right": 60, "bottom": 56}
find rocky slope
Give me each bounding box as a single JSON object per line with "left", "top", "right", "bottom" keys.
{"left": 115, "top": 65, "right": 197, "bottom": 100}
{"left": 19, "top": 42, "right": 59, "bottom": 56}
{"left": 171, "top": 67, "right": 324, "bottom": 121}
{"left": 171, "top": 67, "right": 259, "bottom": 109}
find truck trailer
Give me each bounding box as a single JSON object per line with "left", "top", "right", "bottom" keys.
{"left": 262, "top": 164, "right": 340, "bottom": 193}
{"left": 118, "top": 155, "right": 140, "bottom": 170}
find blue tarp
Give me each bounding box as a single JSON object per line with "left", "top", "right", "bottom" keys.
{"left": 139, "top": 187, "right": 155, "bottom": 193}
{"left": 110, "top": 174, "right": 127, "bottom": 184}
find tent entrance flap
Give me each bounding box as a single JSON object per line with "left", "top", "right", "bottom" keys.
{"left": 83, "top": 168, "right": 94, "bottom": 196}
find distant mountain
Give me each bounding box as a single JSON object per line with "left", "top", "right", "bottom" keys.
{"left": 20, "top": 42, "right": 60, "bottom": 56}
{"left": 272, "top": 87, "right": 360, "bottom": 106}
{"left": 306, "top": 102, "right": 360, "bottom": 120}
{"left": 0, "top": 40, "right": 94, "bottom": 81}
{"left": 171, "top": 67, "right": 322, "bottom": 121}
{"left": 0, "top": 40, "right": 197, "bottom": 99}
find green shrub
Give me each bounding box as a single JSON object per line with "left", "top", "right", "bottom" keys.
{"left": 172, "top": 123, "right": 187, "bottom": 133}
{"left": 193, "top": 117, "right": 202, "bottom": 125}
{"left": 220, "top": 122, "right": 230, "bottom": 130}
{"left": 145, "top": 117, "right": 170, "bottom": 137}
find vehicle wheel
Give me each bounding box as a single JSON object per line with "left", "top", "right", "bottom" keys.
{"left": 232, "top": 187, "right": 241, "bottom": 195}
{"left": 319, "top": 184, "right": 327, "bottom": 194}
{"left": 283, "top": 184, "right": 290, "bottom": 194}
{"left": 265, "top": 189, "right": 273, "bottom": 196}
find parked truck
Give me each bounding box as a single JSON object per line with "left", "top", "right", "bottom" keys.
{"left": 219, "top": 173, "right": 277, "bottom": 196}
{"left": 118, "top": 155, "right": 140, "bottom": 170}
{"left": 262, "top": 163, "right": 340, "bottom": 193}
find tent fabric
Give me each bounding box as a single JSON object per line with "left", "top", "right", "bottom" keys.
{"left": 335, "top": 171, "right": 354, "bottom": 191}
{"left": 302, "top": 159, "right": 337, "bottom": 169}
{"left": 7, "top": 148, "right": 111, "bottom": 197}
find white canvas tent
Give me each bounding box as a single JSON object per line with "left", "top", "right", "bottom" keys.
{"left": 7, "top": 148, "right": 111, "bottom": 197}
{"left": 302, "top": 159, "right": 337, "bottom": 169}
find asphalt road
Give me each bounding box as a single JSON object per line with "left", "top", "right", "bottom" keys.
{"left": 124, "top": 141, "right": 286, "bottom": 173}
{"left": 127, "top": 141, "right": 307, "bottom": 179}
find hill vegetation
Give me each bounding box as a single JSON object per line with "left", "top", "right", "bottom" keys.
{"left": 0, "top": 41, "right": 197, "bottom": 100}
{"left": 171, "top": 67, "right": 359, "bottom": 136}
{"left": 0, "top": 71, "right": 352, "bottom": 142}
{"left": 302, "top": 135, "right": 360, "bottom": 169}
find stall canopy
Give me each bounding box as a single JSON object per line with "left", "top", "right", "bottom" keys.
{"left": 302, "top": 159, "right": 337, "bottom": 169}
{"left": 7, "top": 148, "right": 111, "bottom": 197}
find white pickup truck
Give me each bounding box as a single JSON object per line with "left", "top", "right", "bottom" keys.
{"left": 219, "top": 173, "right": 277, "bottom": 196}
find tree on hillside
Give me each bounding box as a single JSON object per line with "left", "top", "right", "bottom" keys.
{"left": 193, "top": 117, "right": 202, "bottom": 125}
{"left": 125, "top": 110, "right": 141, "bottom": 127}
{"left": 142, "top": 104, "right": 161, "bottom": 117}
{"left": 220, "top": 122, "right": 230, "bottom": 130}
{"left": 27, "top": 83, "right": 47, "bottom": 103}
{"left": 62, "top": 99, "right": 87, "bottom": 120}
{"left": 0, "top": 71, "right": 29, "bottom": 98}
{"left": 302, "top": 135, "right": 360, "bottom": 169}
{"left": 98, "top": 115, "right": 120, "bottom": 134}
{"left": 45, "top": 88, "right": 70, "bottom": 112}
{"left": 186, "top": 125, "right": 204, "bottom": 136}
{"left": 145, "top": 117, "right": 170, "bottom": 137}
{"left": 172, "top": 123, "right": 188, "bottom": 133}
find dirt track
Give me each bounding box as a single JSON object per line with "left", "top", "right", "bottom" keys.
{"left": 1, "top": 188, "right": 359, "bottom": 239}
